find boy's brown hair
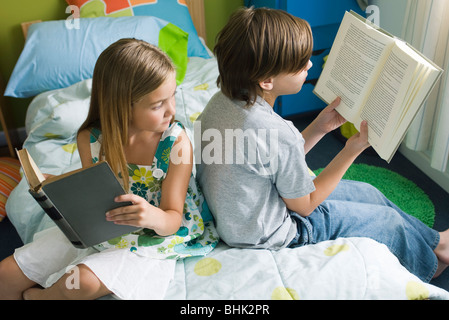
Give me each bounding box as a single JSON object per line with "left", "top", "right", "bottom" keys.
{"left": 214, "top": 7, "right": 313, "bottom": 106}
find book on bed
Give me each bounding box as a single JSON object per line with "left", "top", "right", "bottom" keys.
{"left": 16, "top": 148, "right": 138, "bottom": 248}
{"left": 313, "top": 11, "right": 443, "bottom": 162}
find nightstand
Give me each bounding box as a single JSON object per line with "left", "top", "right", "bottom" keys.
{"left": 245, "top": 0, "right": 365, "bottom": 117}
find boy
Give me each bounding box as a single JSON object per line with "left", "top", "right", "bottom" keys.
{"left": 196, "top": 7, "right": 449, "bottom": 283}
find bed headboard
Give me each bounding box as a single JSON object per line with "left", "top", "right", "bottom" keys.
{"left": 21, "top": 0, "right": 207, "bottom": 41}
{"left": 21, "top": 20, "right": 42, "bottom": 39}
{"left": 186, "top": 0, "right": 207, "bottom": 41}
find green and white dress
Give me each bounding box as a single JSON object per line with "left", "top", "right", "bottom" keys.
{"left": 89, "top": 122, "right": 219, "bottom": 259}
{"left": 14, "top": 122, "right": 219, "bottom": 299}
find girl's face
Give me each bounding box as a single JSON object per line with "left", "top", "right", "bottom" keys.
{"left": 131, "top": 71, "right": 177, "bottom": 133}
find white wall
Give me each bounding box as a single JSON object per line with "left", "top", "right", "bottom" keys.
{"left": 368, "top": 0, "right": 449, "bottom": 194}
{"left": 369, "top": 0, "right": 408, "bottom": 37}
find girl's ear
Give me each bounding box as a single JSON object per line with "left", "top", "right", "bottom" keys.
{"left": 259, "top": 77, "right": 274, "bottom": 91}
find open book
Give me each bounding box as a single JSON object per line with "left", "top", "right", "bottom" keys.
{"left": 314, "top": 11, "right": 443, "bottom": 162}
{"left": 17, "top": 148, "right": 138, "bottom": 248}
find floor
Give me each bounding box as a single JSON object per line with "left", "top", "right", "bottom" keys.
{"left": 1, "top": 115, "right": 449, "bottom": 294}
{"left": 0, "top": 145, "right": 24, "bottom": 260}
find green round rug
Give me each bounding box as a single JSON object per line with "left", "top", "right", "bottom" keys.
{"left": 314, "top": 164, "right": 435, "bottom": 227}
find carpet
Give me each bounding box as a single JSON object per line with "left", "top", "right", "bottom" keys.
{"left": 314, "top": 164, "right": 435, "bottom": 227}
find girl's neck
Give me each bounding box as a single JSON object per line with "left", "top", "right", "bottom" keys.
{"left": 125, "top": 129, "right": 163, "bottom": 166}
{"left": 127, "top": 123, "right": 166, "bottom": 143}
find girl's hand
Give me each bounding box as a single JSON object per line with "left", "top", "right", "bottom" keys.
{"left": 313, "top": 97, "right": 347, "bottom": 135}
{"left": 104, "top": 130, "right": 191, "bottom": 235}
{"left": 106, "top": 194, "right": 158, "bottom": 229}
{"left": 43, "top": 174, "right": 55, "bottom": 180}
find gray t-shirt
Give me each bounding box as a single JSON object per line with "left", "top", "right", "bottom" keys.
{"left": 195, "top": 92, "right": 315, "bottom": 249}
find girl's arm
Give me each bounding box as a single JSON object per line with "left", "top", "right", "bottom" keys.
{"left": 283, "top": 121, "right": 370, "bottom": 217}
{"left": 77, "top": 129, "right": 94, "bottom": 168}
{"left": 107, "top": 130, "right": 192, "bottom": 236}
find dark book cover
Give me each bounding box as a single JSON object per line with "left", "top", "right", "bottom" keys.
{"left": 18, "top": 148, "right": 139, "bottom": 248}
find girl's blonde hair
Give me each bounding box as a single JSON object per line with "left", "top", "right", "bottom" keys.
{"left": 214, "top": 7, "right": 313, "bottom": 106}
{"left": 78, "top": 38, "right": 175, "bottom": 190}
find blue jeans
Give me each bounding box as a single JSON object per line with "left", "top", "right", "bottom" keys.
{"left": 288, "top": 180, "right": 440, "bottom": 283}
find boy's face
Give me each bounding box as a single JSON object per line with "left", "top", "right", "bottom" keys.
{"left": 272, "top": 60, "right": 313, "bottom": 96}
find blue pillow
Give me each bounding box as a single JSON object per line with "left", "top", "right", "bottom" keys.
{"left": 5, "top": 16, "right": 188, "bottom": 98}
{"left": 66, "top": 0, "right": 210, "bottom": 60}
{"left": 132, "top": 1, "right": 210, "bottom": 59}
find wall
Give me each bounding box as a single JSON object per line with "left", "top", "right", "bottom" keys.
{"left": 369, "top": 0, "right": 408, "bottom": 37}
{"left": 204, "top": 0, "right": 243, "bottom": 49}
{"left": 0, "top": 0, "right": 243, "bottom": 131}
{"left": 0, "top": 0, "right": 67, "bottom": 131}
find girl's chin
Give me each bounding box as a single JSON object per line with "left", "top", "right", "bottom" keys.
{"left": 161, "top": 120, "right": 172, "bottom": 129}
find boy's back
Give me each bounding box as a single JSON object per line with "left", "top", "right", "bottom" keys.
{"left": 195, "top": 91, "right": 315, "bottom": 249}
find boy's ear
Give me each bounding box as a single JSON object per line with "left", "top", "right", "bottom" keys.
{"left": 259, "top": 78, "right": 274, "bottom": 91}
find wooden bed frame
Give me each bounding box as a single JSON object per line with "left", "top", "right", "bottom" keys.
{"left": 186, "top": 0, "right": 207, "bottom": 41}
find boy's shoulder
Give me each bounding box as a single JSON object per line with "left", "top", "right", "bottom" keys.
{"left": 201, "top": 91, "right": 302, "bottom": 144}
{"left": 202, "top": 91, "right": 272, "bottom": 123}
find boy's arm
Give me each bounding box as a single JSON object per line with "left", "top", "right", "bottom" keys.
{"left": 301, "top": 97, "right": 345, "bottom": 154}
{"left": 283, "top": 121, "right": 369, "bottom": 216}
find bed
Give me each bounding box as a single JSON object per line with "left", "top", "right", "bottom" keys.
{"left": 4, "top": 0, "right": 449, "bottom": 300}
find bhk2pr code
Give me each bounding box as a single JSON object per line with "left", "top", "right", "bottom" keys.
{"left": 179, "top": 304, "right": 270, "bottom": 317}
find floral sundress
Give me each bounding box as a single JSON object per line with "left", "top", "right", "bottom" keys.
{"left": 89, "top": 122, "right": 219, "bottom": 259}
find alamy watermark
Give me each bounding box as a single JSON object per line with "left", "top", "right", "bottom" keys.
{"left": 65, "top": 265, "right": 80, "bottom": 290}
{"left": 189, "top": 121, "right": 279, "bottom": 176}
{"left": 65, "top": 5, "right": 80, "bottom": 30}
{"left": 366, "top": 5, "right": 380, "bottom": 26}
{"left": 63, "top": 4, "right": 381, "bottom": 31}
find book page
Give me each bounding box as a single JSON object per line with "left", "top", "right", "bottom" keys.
{"left": 392, "top": 64, "right": 428, "bottom": 135}
{"left": 378, "top": 42, "right": 441, "bottom": 160}
{"left": 314, "top": 11, "right": 394, "bottom": 123}
{"left": 354, "top": 44, "right": 419, "bottom": 153}
{"left": 16, "top": 148, "right": 46, "bottom": 190}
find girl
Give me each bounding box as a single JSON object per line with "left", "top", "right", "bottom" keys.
{"left": 196, "top": 7, "right": 449, "bottom": 283}
{"left": 0, "top": 38, "right": 218, "bottom": 300}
